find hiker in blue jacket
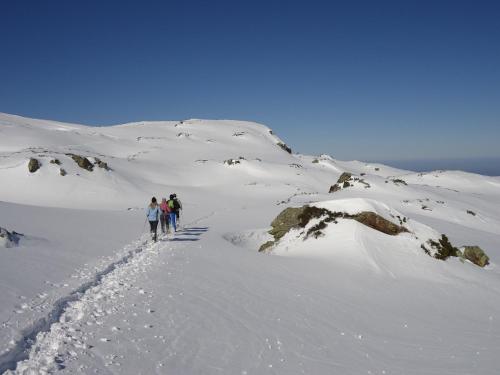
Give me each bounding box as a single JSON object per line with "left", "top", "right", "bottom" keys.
{"left": 146, "top": 197, "right": 160, "bottom": 242}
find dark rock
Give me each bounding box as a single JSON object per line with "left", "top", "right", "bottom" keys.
{"left": 28, "top": 158, "right": 41, "bottom": 173}
{"left": 60, "top": 168, "right": 67, "bottom": 176}
{"left": 224, "top": 159, "right": 241, "bottom": 166}
{"left": 329, "top": 172, "right": 352, "bottom": 193}
{"left": 312, "top": 159, "right": 319, "bottom": 164}
{"left": 0, "top": 227, "right": 22, "bottom": 247}
{"left": 427, "top": 234, "right": 459, "bottom": 260}
{"left": 329, "top": 184, "right": 341, "bottom": 193}
{"left": 337, "top": 172, "right": 352, "bottom": 184}
{"left": 50, "top": 159, "right": 61, "bottom": 165}
{"left": 67, "top": 154, "right": 93, "bottom": 171}
{"left": 94, "top": 157, "right": 110, "bottom": 171}
{"left": 277, "top": 142, "right": 292, "bottom": 154}
{"left": 392, "top": 178, "right": 407, "bottom": 186}
{"left": 466, "top": 210, "right": 476, "bottom": 216}
{"left": 306, "top": 220, "right": 329, "bottom": 239}
{"left": 462, "top": 246, "right": 489, "bottom": 267}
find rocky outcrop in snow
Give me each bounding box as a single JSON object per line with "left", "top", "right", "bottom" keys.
{"left": 462, "top": 245, "right": 490, "bottom": 267}
{"left": 261, "top": 198, "right": 491, "bottom": 268}
{"left": 260, "top": 201, "right": 408, "bottom": 252}
{"left": 329, "top": 172, "right": 371, "bottom": 193}
{"left": 0, "top": 227, "right": 21, "bottom": 248}
{"left": 67, "top": 154, "right": 94, "bottom": 171}
{"left": 28, "top": 158, "right": 40, "bottom": 173}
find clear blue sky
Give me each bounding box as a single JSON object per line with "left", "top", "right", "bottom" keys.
{"left": 1, "top": 0, "right": 499, "bottom": 161}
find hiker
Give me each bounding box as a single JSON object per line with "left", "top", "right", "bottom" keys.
{"left": 146, "top": 197, "right": 160, "bottom": 242}
{"left": 172, "top": 193, "right": 182, "bottom": 224}
{"left": 167, "top": 194, "right": 177, "bottom": 232}
{"left": 159, "top": 197, "right": 170, "bottom": 234}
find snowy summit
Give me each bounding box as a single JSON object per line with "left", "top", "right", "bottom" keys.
{"left": 1, "top": 112, "right": 500, "bottom": 374}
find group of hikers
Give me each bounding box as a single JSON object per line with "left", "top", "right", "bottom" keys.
{"left": 146, "top": 194, "right": 182, "bottom": 242}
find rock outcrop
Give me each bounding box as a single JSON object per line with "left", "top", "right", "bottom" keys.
{"left": 94, "top": 157, "right": 111, "bottom": 171}
{"left": 259, "top": 204, "right": 408, "bottom": 251}
{"left": 28, "top": 158, "right": 41, "bottom": 173}
{"left": 462, "top": 246, "right": 489, "bottom": 267}
{"left": 67, "top": 154, "right": 94, "bottom": 171}
{"left": 329, "top": 172, "right": 370, "bottom": 193}
{"left": 0, "top": 227, "right": 21, "bottom": 248}
{"left": 422, "top": 234, "right": 459, "bottom": 260}
{"left": 277, "top": 142, "right": 292, "bottom": 154}
{"left": 224, "top": 159, "right": 241, "bottom": 166}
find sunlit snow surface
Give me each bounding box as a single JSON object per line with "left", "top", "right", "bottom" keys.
{"left": 1, "top": 112, "right": 499, "bottom": 374}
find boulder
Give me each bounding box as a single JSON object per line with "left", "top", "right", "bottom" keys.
{"left": 28, "top": 158, "right": 41, "bottom": 173}
{"left": 67, "top": 154, "right": 93, "bottom": 171}
{"left": 463, "top": 246, "right": 489, "bottom": 267}
{"left": 353, "top": 212, "right": 408, "bottom": 236}
{"left": 268, "top": 206, "right": 307, "bottom": 241}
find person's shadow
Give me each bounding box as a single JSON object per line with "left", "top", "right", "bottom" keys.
{"left": 161, "top": 226, "right": 208, "bottom": 242}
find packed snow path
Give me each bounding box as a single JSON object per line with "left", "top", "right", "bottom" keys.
{"left": 4, "top": 215, "right": 500, "bottom": 374}
{"left": 4, "top": 225, "right": 209, "bottom": 374}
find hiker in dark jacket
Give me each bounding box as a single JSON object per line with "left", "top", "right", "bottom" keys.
{"left": 167, "top": 194, "right": 178, "bottom": 232}
{"left": 172, "top": 193, "right": 182, "bottom": 223}
{"left": 146, "top": 197, "right": 160, "bottom": 242}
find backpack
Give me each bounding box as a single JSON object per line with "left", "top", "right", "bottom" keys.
{"left": 173, "top": 199, "right": 181, "bottom": 210}
{"left": 168, "top": 200, "right": 175, "bottom": 209}
{"left": 160, "top": 202, "right": 169, "bottom": 212}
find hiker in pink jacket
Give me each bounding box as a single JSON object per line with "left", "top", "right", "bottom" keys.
{"left": 159, "top": 197, "right": 171, "bottom": 234}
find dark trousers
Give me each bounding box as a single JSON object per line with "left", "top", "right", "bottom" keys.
{"left": 160, "top": 213, "right": 169, "bottom": 233}
{"left": 149, "top": 220, "right": 158, "bottom": 241}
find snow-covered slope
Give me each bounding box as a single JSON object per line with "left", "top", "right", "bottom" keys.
{"left": 1, "top": 112, "right": 500, "bottom": 374}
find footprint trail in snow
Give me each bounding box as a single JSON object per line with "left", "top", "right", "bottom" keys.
{"left": 5, "top": 226, "right": 206, "bottom": 374}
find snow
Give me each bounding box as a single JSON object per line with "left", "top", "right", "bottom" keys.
{"left": 1, "top": 112, "right": 500, "bottom": 374}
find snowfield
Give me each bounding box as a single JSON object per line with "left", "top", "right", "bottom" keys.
{"left": 1, "top": 112, "right": 499, "bottom": 374}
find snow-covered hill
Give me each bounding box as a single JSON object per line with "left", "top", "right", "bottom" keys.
{"left": 1, "top": 112, "right": 499, "bottom": 374}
